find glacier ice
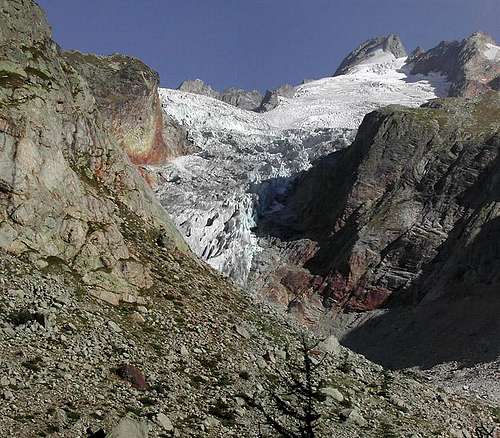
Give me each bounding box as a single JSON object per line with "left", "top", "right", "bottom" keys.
{"left": 152, "top": 55, "right": 450, "bottom": 286}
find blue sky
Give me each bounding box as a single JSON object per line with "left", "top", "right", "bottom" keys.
{"left": 37, "top": 0, "right": 500, "bottom": 92}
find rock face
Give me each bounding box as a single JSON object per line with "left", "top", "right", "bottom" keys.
{"left": 178, "top": 79, "right": 264, "bottom": 111}
{"left": 0, "top": 0, "right": 186, "bottom": 301}
{"left": 63, "top": 51, "right": 193, "bottom": 164}
{"left": 255, "top": 93, "right": 500, "bottom": 320}
{"left": 408, "top": 32, "right": 500, "bottom": 97}
{"left": 334, "top": 34, "right": 407, "bottom": 76}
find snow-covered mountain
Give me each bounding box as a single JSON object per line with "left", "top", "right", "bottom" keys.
{"left": 151, "top": 43, "right": 450, "bottom": 285}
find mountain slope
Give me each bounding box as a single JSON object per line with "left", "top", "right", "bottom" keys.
{"left": 334, "top": 34, "right": 407, "bottom": 76}
{"left": 267, "top": 92, "right": 499, "bottom": 311}
{"left": 151, "top": 33, "right": 500, "bottom": 406}
{"left": 2, "top": 3, "right": 498, "bottom": 437}
{"left": 409, "top": 32, "right": 500, "bottom": 97}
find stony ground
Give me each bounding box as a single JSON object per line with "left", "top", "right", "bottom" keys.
{"left": 0, "top": 240, "right": 498, "bottom": 437}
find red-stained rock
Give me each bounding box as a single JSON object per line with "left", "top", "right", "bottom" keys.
{"left": 116, "top": 364, "right": 147, "bottom": 390}
{"left": 63, "top": 52, "right": 195, "bottom": 167}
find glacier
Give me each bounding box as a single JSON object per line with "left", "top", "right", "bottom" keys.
{"left": 151, "top": 54, "right": 450, "bottom": 286}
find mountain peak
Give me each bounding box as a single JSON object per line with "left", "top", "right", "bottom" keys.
{"left": 334, "top": 34, "right": 407, "bottom": 76}
{"left": 177, "top": 78, "right": 220, "bottom": 99}
{"left": 408, "top": 31, "right": 499, "bottom": 97}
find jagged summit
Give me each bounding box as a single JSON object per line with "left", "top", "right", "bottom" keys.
{"left": 407, "top": 31, "right": 500, "bottom": 96}
{"left": 334, "top": 33, "right": 407, "bottom": 76}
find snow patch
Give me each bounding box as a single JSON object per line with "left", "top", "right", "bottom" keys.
{"left": 484, "top": 43, "right": 500, "bottom": 61}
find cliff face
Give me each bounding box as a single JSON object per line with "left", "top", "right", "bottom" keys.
{"left": 0, "top": 0, "right": 187, "bottom": 303}
{"left": 63, "top": 51, "right": 194, "bottom": 165}
{"left": 254, "top": 93, "right": 500, "bottom": 318}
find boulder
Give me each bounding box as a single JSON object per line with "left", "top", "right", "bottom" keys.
{"left": 108, "top": 415, "right": 150, "bottom": 438}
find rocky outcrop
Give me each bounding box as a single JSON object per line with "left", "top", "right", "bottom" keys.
{"left": 178, "top": 78, "right": 220, "bottom": 99}
{"left": 0, "top": 0, "right": 187, "bottom": 301}
{"left": 408, "top": 32, "right": 500, "bottom": 97}
{"left": 178, "top": 79, "right": 264, "bottom": 111}
{"left": 334, "top": 34, "right": 407, "bottom": 76}
{"left": 258, "top": 84, "right": 296, "bottom": 112}
{"left": 219, "top": 87, "right": 263, "bottom": 111}
{"left": 254, "top": 93, "right": 500, "bottom": 317}
{"left": 63, "top": 51, "right": 193, "bottom": 165}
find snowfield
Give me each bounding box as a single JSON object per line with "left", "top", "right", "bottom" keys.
{"left": 153, "top": 53, "right": 450, "bottom": 285}
{"left": 262, "top": 56, "right": 449, "bottom": 130}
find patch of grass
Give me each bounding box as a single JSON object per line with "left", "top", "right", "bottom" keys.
{"left": 22, "top": 356, "right": 44, "bottom": 372}
{"left": 139, "top": 396, "right": 157, "bottom": 406}
{"left": 208, "top": 399, "right": 236, "bottom": 426}
{"left": 0, "top": 69, "right": 26, "bottom": 88}
{"left": 189, "top": 374, "right": 206, "bottom": 388}
{"left": 215, "top": 372, "right": 232, "bottom": 387}
{"left": 15, "top": 414, "right": 36, "bottom": 423}
{"left": 25, "top": 66, "right": 52, "bottom": 82}
{"left": 379, "top": 370, "right": 394, "bottom": 398}
{"left": 21, "top": 44, "right": 48, "bottom": 62}
{"left": 491, "top": 406, "right": 500, "bottom": 423}
{"left": 45, "top": 425, "right": 60, "bottom": 434}
{"left": 377, "top": 421, "right": 399, "bottom": 437}
{"left": 238, "top": 370, "right": 251, "bottom": 380}
{"left": 199, "top": 355, "right": 220, "bottom": 371}
{"left": 65, "top": 410, "right": 82, "bottom": 422}
{"left": 125, "top": 405, "right": 143, "bottom": 417}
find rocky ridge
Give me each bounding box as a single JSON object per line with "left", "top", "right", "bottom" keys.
{"left": 253, "top": 92, "right": 500, "bottom": 312}
{"left": 409, "top": 32, "right": 500, "bottom": 97}
{"left": 177, "top": 79, "right": 299, "bottom": 113}
{"left": 178, "top": 79, "right": 264, "bottom": 112}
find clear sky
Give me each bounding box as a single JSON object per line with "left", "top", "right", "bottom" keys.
{"left": 37, "top": 0, "right": 500, "bottom": 92}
